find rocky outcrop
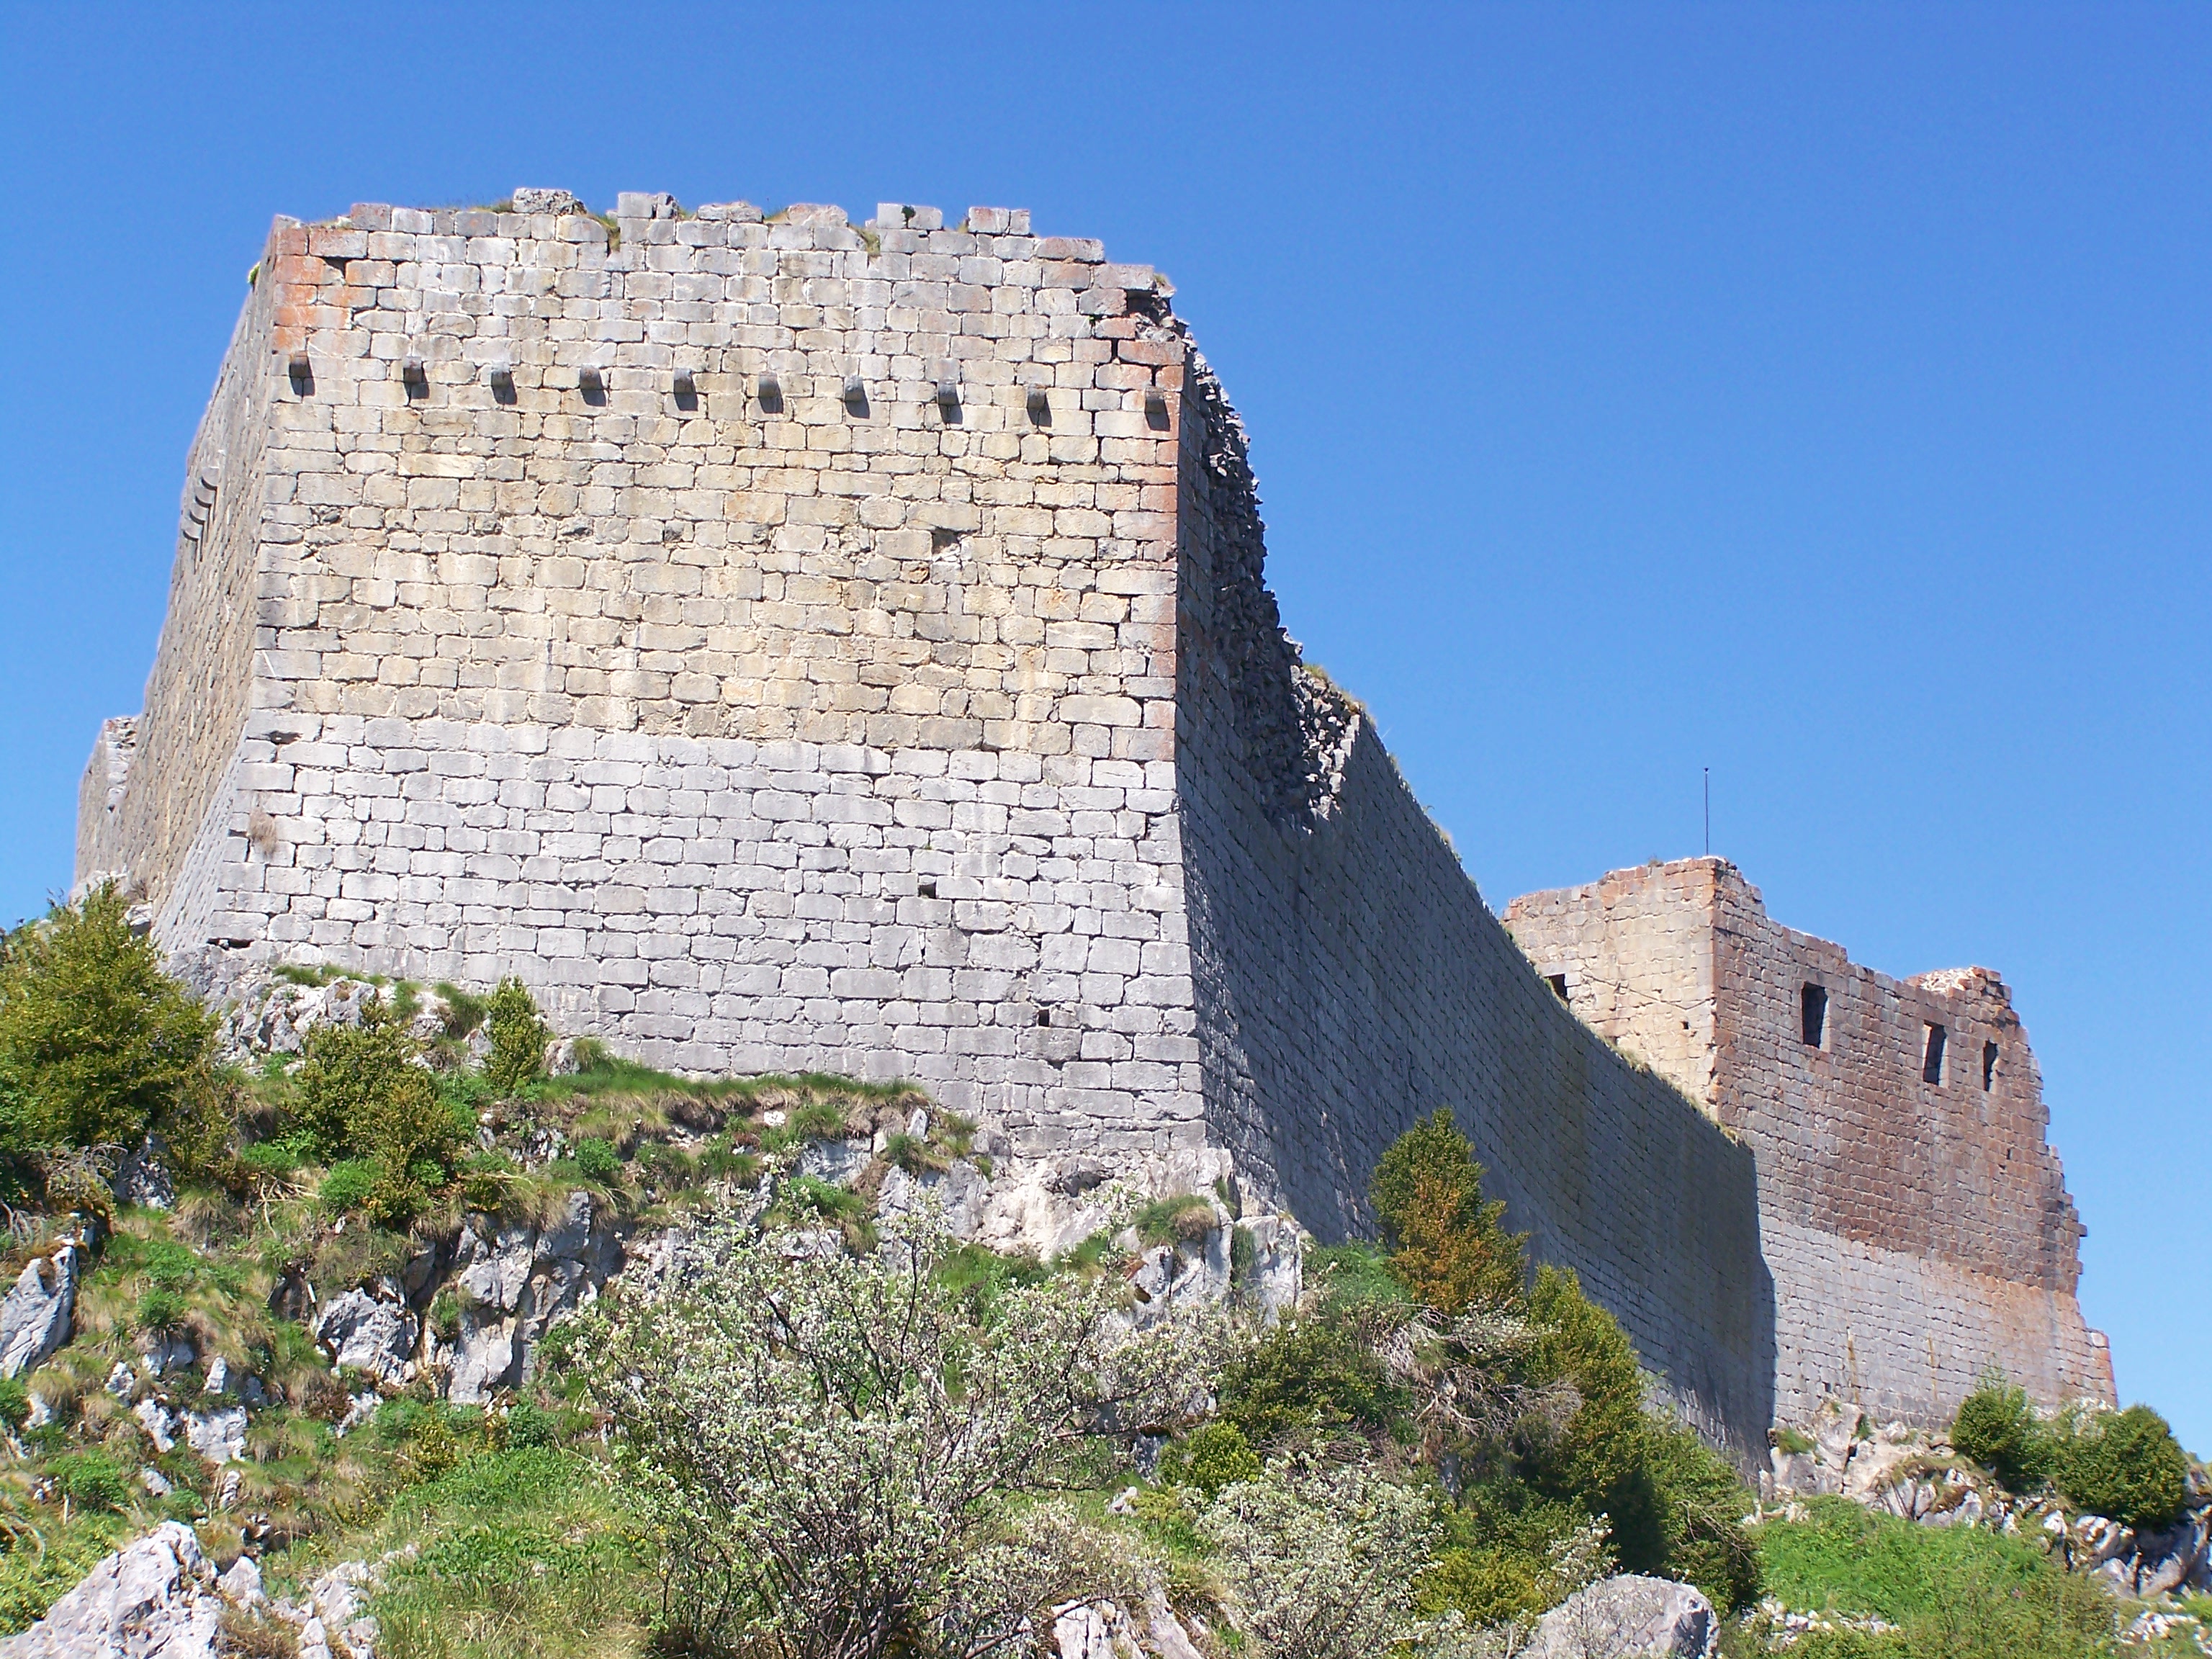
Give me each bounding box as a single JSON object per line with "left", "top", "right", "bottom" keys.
{"left": 1763, "top": 1399, "right": 2212, "bottom": 1601}
{"left": 446, "top": 1190, "right": 624, "bottom": 1405}
{"left": 1527, "top": 1574, "right": 1716, "bottom": 1658}
{"left": 0, "top": 1521, "right": 223, "bottom": 1658}
{"left": 0, "top": 1243, "right": 79, "bottom": 1379}
{"left": 315, "top": 1289, "right": 419, "bottom": 1386}
{"left": 0, "top": 1524, "right": 385, "bottom": 1659}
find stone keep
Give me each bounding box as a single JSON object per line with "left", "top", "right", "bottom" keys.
{"left": 75, "top": 189, "right": 2095, "bottom": 1449}
{"left": 1506, "top": 859, "right": 2113, "bottom": 1427}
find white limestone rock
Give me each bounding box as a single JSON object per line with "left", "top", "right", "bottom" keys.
{"left": 876, "top": 1159, "right": 990, "bottom": 1237}
{"left": 133, "top": 1398, "right": 176, "bottom": 1453}
{"left": 313, "top": 1289, "right": 416, "bottom": 1385}
{"left": 185, "top": 1405, "right": 248, "bottom": 1465}
{"left": 0, "top": 1244, "right": 78, "bottom": 1378}
{"left": 0, "top": 1521, "right": 220, "bottom": 1659}
{"left": 1528, "top": 1574, "right": 1716, "bottom": 1658}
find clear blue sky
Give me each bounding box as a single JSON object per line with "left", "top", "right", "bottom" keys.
{"left": 2, "top": 4, "right": 2204, "bottom": 1449}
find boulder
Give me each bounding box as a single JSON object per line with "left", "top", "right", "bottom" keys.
{"left": 1529, "top": 1575, "right": 1716, "bottom": 1658}
{"left": 0, "top": 1244, "right": 78, "bottom": 1377}
{"left": 314, "top": 1288, "right": 417, "bottom": 1385}
{"left": 0, "top": 1520, "right": 220, "bottom": 1658}
{"left": 185, "top": 1405, "right": 249, "bottom": 1465}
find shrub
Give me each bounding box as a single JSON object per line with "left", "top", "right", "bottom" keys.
{"left": 1217, "top": 1315, "right": 1406, "bottom": 1447}
{"left": 1645, "top": 1419, "right": 1763, "bottom": 1612}
{"left": 1951, "top": 1373, "right": 2053, "bottom": 1493}
{"left": 1422, "top": 1489, "right": 1608, "bottom": 1627}
{"left": 1162, "top": 1420, "right": 1263, "bottom": 1496}
{"left": 318, "top": 1159, "right": 379, "bottom": 1212}
{"left": 584, "top": 1208, "right": 1218, "bottom": 1658}
{"left": 1197, "top": 1457, "right": 1438, "bottom": 1659}
{"left": 295, "top": 1004, "right": 464, "bottom": 1222}
{"left": 572, "top": 1136, "right": 620, "bottom": 1184}
{"left": 0, "top": 884, "right": 215, "bottom": 1158}
{"left": 483, "top": 976, "right": 549, "bottom": 1094}
{"left": 1370, "top": 1107, "right": 1527, "bottom": 1315}
{"left": 0, "top": 1375, "right": 28, "bottom": 1429}
{"left": 504, "top": 1399, "right": 561, "bottom": 1449}
{"left": 2054, "top": 1404, "right": 2189, "bottom": 1529}
{"left": 50, "top": 1449, "right": 129, "bottom": 1511}
{"left": 1523, "top": 1264, "right": 1668, "bottom": 1573}
{"left": 294, "top": 999, "right": 417, "bottom": 1157}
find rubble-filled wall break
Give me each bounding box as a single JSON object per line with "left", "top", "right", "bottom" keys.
{"left": 74, "top": 187, "right": 2093, "bottom": 1453}
{"left": 1506, "top": 859, "right": 2113, "bottom": 1427}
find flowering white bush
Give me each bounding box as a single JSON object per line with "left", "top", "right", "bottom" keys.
{"left": 1198, "top": 1454, "right": 1440, "bottom": 1659}
{"left": 583, "top": 1204, "right": 1218, "bottom": 1659}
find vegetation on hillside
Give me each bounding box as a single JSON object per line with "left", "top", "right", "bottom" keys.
{"left": 0, "top": 887, "right": 2198, "bottom": 1658}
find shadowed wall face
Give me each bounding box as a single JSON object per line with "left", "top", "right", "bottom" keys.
{"left": 1169, "top": 374, "right": 1773, "bottom": 1457}
{"left": 1506, "top": 860, "right": 2113, "bottom": 1426}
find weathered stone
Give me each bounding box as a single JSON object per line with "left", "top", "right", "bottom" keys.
{"left": 185, "top": 1405, "right": 248, "bottom": 1465}
{"left": 510, "top": 186, "right": 583, "bottom": 214}
{"left": 1529, "top": 1574, "right": 1716, "bottom": 1658}
{"left": 0, "top": 1521, "right": 220, "bottom": 1659}
{"left": 133, "top": 1398, "right": 176, "bottom": 1453}
{"left": 0, "top": 1246, "right": 78, "bottom": 1378}
{"left": 798, "top": 1140, "right": 871, "bottom": 1188}
{"left": 313, "top": 1288, "right": 416, "bottom": 1385}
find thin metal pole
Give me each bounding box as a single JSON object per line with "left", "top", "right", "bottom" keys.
{"left": 1704, "top": 768, "right": 1710, "bottom": 856}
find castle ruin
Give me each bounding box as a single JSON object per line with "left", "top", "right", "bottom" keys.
{"left": 73, "top": 189, "right": 2109, "bottom": 1452}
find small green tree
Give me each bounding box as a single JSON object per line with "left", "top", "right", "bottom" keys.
{"left": 295, "top": 999, "right": 464, "bottom": 1222}
{"left": 1951, "top": 1372, "right": 2053, "bottom": 1493}
{"left": 0, "top": 884, "right": 213, "bottom": 1156}
{"left": 1370, "top": 1108, "right": 1528, "bottom": 1315}
{"left": 483, "top": 976, "right": 549, "bottom": 1094}
{"left": 2054, "top": 1404, "right": 2190, "bottom": 1529}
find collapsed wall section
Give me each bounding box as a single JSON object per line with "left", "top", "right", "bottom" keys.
{"left": 1169, "top": 365, "right": 1773, "bottom": 1456}
{"left": 1506, "top": 859, "right": 2113, "bottom": 1426}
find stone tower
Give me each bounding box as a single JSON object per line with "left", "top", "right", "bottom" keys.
{"left": 1506, "top": 858, "right": 2113, "bottom": 1425}
{"left": 76, "top": 189, "right": 2102, "bottom": 1451}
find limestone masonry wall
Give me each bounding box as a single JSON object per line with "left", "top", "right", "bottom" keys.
{"left": 1506, "top": 860, "right": 2112, "bottom": 1426}
{"left": 1168, "top": 363, "right": 1770, "bottom": 1450}
{"left": 77, "top": 187, "right": 2104, "bottom": 1447}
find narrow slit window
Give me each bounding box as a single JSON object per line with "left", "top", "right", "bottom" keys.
{"left": 1546, "top": 974, "right": 1570, "bottom": 1002}
{"left": 1922, "top": 1022, "right": 1947, "bottom": 1086}
{"left": 1801, "top": 984, "right": 1827, "bottom": 1048}
{"left": 1982, "top": 1041, "right": 1999, "bottom": 1092}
